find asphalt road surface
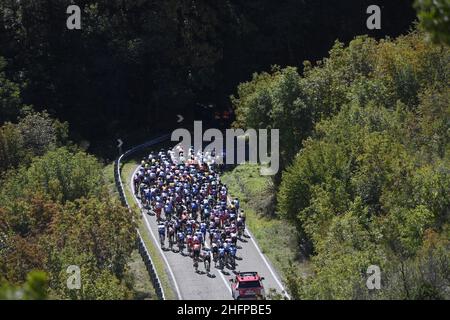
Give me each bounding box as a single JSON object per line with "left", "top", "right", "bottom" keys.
{"left": 130, "top": 165, "right": 288, "bottom": 300}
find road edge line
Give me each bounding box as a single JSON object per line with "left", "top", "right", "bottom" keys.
{"left": 131, "top": 165, "right": 183, "bottom": 300}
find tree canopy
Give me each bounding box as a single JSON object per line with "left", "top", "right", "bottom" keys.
{"left": 233, "top": 30, "right": 449, "bottom": 299}
{"left": 0, "top": 147, "right": 136, "bottom": 299}
{"left": 0, "top": 0, "right": 417, "bottom": 156}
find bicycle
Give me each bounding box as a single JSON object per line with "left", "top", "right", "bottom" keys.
{"left": 229, "top": 253, "right": 236, "bottom": 269}
{"left": 238, "top": 225, "right": 244, "bottom": 239}
{"left": 219, "top": 254, "right": 225, "bottom": 270}
{"left": 159, "top": 232, "right": 165, "bottom": 247}
{"left": 204, "top": 255, "right": 211, "bottom": 274}
{"left": 193, "top": 257, "right": 199, "bottom": 273}
{"left": 168, "top": 230, "right": 175, "bottom": 250}
{"left": 178, "top": 238, "right": 184, "bottom": 255}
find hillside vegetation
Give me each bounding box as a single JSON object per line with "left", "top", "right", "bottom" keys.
{"left": 232, "top": 30, "right": 449, "bottom": 299}
{"left": 0, "top": 109, "right": 137, "bottom": 299}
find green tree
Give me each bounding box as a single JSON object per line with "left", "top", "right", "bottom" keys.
{"left": 0, "top": 147, "right": 103, "bottom": 204}
{"left": 0, "top": 122, "right": 27, "bottom": 174}
{"left": 0, "top": 271, "right": 49, "bottom": 300}
{"left": 273, "top": 31, "right": 449, "bottom": 299}
{"left": 0, "top": 57, "right": 24, "bottom": 122}
{"left": 0, "top": 188, "right": 135, "bottom": 299}
{"left": 17, "top": 111, "right": 68, "bottom": 157}
{"left": 415, "top": 0, "right": 450, "bottom": 45}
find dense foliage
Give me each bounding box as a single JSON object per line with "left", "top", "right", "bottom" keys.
{"left": 0, "top": 147, "right": 136, "bottom": 299}
{"left": 0, "top": 88, "right": 136, "bottom": 300}
{"left": 0, "top": 109, "right": 69, "bottom": 175}
{"left": 1, "top": 0, "right": 447, "bottom": 301}
{"left": 233, "top": 31, "right": 449, "bottom": 299}
{"left": 415, "top": 0, "right": 450, "bottom": 45}
{"left": 0, "top": 0, "right": 416, "bottom": 155}
{"left": 0, "top": 271, "right": 48, "bottom": 300}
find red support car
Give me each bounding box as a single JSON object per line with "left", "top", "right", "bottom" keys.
{"left": 230, "top": 272, "right": 266, "bottom": 300}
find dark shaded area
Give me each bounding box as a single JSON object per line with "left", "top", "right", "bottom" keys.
{"left": 0, "top": 0, "right": 416, "bottom": 158}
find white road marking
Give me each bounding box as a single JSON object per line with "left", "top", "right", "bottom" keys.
{"left": 131, "top": 166, "right": 183, "bottom": 300}
{"left": 218, "top": 268, "right": 232, "bottom": 294}
{"left": 246, "top": 228, "right": 290, "bottom": 299}
{"left": 226, "top": 196, "right": 290, "bottom": 299}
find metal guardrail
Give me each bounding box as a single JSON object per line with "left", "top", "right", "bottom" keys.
{"left": 114, "top": 134, "right": 171, "bottom": 300}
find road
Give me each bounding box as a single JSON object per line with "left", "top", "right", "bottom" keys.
{"left": 130, "top": 163, "right": 288, "bottom": 300}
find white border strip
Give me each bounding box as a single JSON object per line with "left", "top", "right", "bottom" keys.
{"left": 246, "top": 228, "right": 290, "bottom": 299}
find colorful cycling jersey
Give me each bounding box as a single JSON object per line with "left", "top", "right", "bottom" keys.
{"left": 164, "top": 203, "right": 173, "bottom": 213}
{"left": 137, "top": 149, "right": 246, "bottom": 273}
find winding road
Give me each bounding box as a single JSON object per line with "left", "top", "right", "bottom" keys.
{"left": 129, "top": 154, "right": 288, "bottom": 300}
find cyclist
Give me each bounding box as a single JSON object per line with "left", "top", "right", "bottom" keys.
{"left": 211, "top": 243, "right": 219, "bottom": 266}
{"left": 155, "top": 198, "right": 163, "bottom": 221}
{"left": 237, "top": 216, "right": 244, "bottom": 238}
{"left": 133, "top": 174, "right": 141, "bottom": 194}
{"left": 230, "top": 230, "right": 238, "bottom": 247}
{"left": 199, "top": 221, "right": 207, "bottom": 245}
{"left": 167, "top": 223, "right": 175, "bottom": 250}
{"left": 195, "top": 229, "right": 204, "bottom": 246}
{"left": 157, "top": 222, "right": 166, "bottom": 247}
{"left": 229, "top": 244, "right": 237, "bottom": 269}
{"left": 240, "top": 210, "right": 246, "bottom": 228}
{"left": 218, "top": 246, "right": 226, "bottom": 269}
{"left": 233, "top": 198, "right": 240, "bottom": 211}
{"left": 177, "top": 231, "right": 185, "bottom": 254}
{"left": 186, "top": 234, "right": 193, "bottom": 254}
{"left": 164, "top": 201, "right": 173, "bottom": 221}
{"left": 202, "top": 248, "right": 211, "bottom": 274}
{"left": 193, "top": 242, "right": 201, "bottom": 261}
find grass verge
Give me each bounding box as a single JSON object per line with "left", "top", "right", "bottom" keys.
{"left": 221, "top": 164, "right": 310, "bottom": 283}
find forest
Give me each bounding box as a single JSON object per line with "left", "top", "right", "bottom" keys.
{"left": 0, "top": 0, "right": 449, "bottom": 299}
{"left": 233, "top": 31, "right": 449, "bottom": 299}
{"left": 0, "top": 0, "right": 416, "bottom": 156}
